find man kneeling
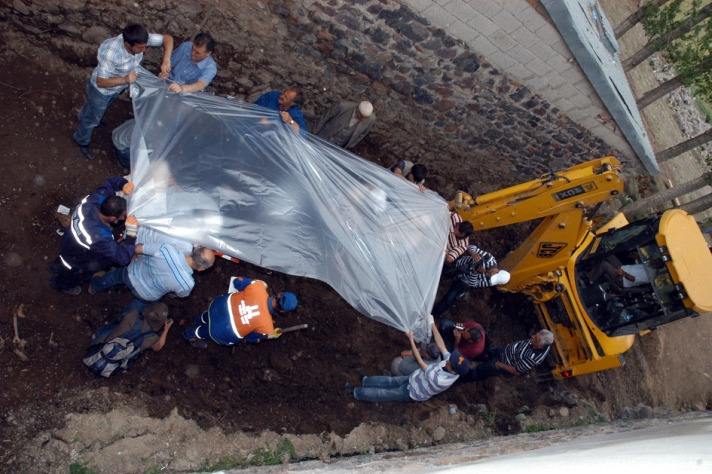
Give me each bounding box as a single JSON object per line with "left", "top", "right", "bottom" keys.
{"left": 183, "top": 276, "right": 297, "bottom": 348}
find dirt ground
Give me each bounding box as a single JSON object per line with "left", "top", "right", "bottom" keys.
{"left": 1, "top": 1, "right": 712, "bottom": 469}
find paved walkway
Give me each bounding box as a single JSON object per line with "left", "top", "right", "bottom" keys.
{"left": 401, "top": 0, "right": 635, "bottom": 160}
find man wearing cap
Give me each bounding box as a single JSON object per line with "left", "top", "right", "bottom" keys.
{"left": 312, "top": 100, "right": 376, "bottom": 149}
{"left": 183, "top": 276, "right": 298, "bottom": 348}
{"left": 460, "top": 330, "right": 553, "bottom": 382}
{"left": 347, "top": 318, "right": 469, "bottom": 402}
{"left": 432, "top": 245, "right": 510, "bottom": 318}
{"left": 95, "top": 302, "right": 174, "bottom": 353}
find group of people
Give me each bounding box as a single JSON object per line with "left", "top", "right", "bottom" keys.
{"left": 56, "top": 22, "right": 553, "bottom": 396}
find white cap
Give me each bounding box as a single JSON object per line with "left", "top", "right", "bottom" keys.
{"left": 358, "top": 101, "right": 373, "bottom": 117}
{"left": 490, "top": 270, "right": 510, "bottom": 286}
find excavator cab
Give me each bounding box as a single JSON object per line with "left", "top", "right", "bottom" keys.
{"left": 576, "top": 214, "right": 693, "bottom": 338}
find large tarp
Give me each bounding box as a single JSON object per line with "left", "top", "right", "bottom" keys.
{"left": 127, "top": 68, "right": 449, "bottom": 340}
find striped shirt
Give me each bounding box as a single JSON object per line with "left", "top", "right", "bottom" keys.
{"left": 128, "top": 243, "right": 194, "bottom": 301}
{"left": 91, "top": 33, "right": 164, "bottom": 95}
{"left": 408, "top": 352, "right": 459, "bottom": 401}
{"left": 446, "top": 212, "right": 469, "bottom": 261}
{"left": 501, "top": 339, "right": 550, "bottom": 374}
{"left": 455, "top": 245, "right": 498, "bottom": 288}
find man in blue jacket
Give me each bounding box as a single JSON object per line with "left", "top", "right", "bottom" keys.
{"left": 50, "top": 176, "right": 137, "bottom": 295}
{"left": 255, "top": 89, "right": 307, "bottom": 137}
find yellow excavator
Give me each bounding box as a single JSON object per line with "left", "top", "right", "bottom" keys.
{"left": 450, "top": 157, "right": 712, "bottom": 378}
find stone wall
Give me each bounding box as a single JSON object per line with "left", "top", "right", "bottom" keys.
{"left": 1, "top": 0, "right": 643, "bottom": 195}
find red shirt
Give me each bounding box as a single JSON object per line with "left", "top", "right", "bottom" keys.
{"left": 458, "top": 322, "right": 485, "bottom": 360}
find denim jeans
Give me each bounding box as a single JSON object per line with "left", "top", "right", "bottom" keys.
{"left": 353, "top": 375, "right": 412, "bottom": 402}
{"left": 432, "top": 278, "right": 469, "bottom": 317}
{"left": 91, "top": 266, "right": 150, "bottom": 304}
{"left": 460, "top": 348, "right": 507, "bottom": 383}
{"left": 74, "top": 80, "right": 119, "bottom": 146}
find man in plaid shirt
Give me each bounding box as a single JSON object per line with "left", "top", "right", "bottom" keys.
{"left": 73, "top": 24, "right": 173, "bottom": 160}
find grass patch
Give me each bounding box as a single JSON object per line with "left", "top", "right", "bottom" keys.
{"left": 69, "top": 462, "right": 96, "bottom": 474}
{"left": 200, "top": 438, "right": 297, "bottom": 471}
{"left": 524, "top": 424, "right": 551, "bottom": 433}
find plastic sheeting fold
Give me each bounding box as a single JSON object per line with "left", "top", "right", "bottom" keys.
{"left": 127, "top": 68, "right": 449, "bottom": 340}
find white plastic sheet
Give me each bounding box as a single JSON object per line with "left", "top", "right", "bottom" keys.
{"left": 127, "top": 68, "right": 449, "bottom": 340}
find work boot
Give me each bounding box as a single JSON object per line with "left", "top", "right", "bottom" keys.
{"left": 356, "top": 369, "right": 366, "bottom": 382}
{"left": 188, "top": 339, "right": 208, "bottom": 349}
{"left": 87, "top": 271, "right": 105, "bottom": 295}
{"left": 50, "top": 277, "right": 81, "bottom": 295}
{"left": 73, "top": 138, "right": 95, "bottom": 161}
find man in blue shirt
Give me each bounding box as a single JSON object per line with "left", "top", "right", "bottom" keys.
{"left": 112, "top": 33, "right": 218, "bottom": 169}
{"left": 255, "top": 89, "right": 308, "bottom": 137}
{"left": 160, "top": 32, "right": 217, "bottom": 94}
{"left": 74, "top": 24, "right": 173, "bottom": 161}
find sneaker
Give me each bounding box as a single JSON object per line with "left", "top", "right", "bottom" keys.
{"left": 88, "top": 271, "right": 105, "bottom": 295}
{"left": 344, "top": 382, "right": 355, "bottom": 396}
{"left": 49, "top": 277, "right": 81, "bottom": 295}
{"left": 188, "top": 339, "right": 208, "bottom": 349}
{"left": 73, "top": 138, "right": 95, "bottom": 160}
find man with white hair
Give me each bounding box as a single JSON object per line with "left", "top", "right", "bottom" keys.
{"left": 461, "top": 330, "right": 554, "bottom": 382}
{"left": 312, "top": 100, "right": 376, "bottom": 149}
{"left": 432, "top": 245, "right": 510, "bottom": 318}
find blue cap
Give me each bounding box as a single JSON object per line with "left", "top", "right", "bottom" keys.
{"left": 449, "top": 350, "right": 470, "bottom": 376}
{"left": 279, "top": 292, "right": 298, "bottom": 312}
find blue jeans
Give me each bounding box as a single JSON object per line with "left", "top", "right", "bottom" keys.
{"left": 74, "top": 81, "right": 118, "bottom": 146}
{"left": 91, "top": 267, "right": 151, "bottom": 304}
{"left": 432, "top": 278, "right": 469, "bottom": 317}
{"left": 353, "top": 375, "right": 412, "bottom": 402}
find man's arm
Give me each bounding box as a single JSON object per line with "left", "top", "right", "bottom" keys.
{"left": 159, "top": 34, "right": 174, "bottom": 77}
{"left": 407, "top": 330, "right": 428, "bottom": 371}
{"left": 494, "top": 361, "right": 521, "bottom": 376}
{"left": 431, "top": 321, "right": 449, "bottom": 357}
{"left": 150, "top": 319, "right": 174, "bottom": 352}
{"left": 168, "top": 79, "right": 208, "bottom": 94}
{"left": 96, "top": 74, "right": 137, "bottom": 88}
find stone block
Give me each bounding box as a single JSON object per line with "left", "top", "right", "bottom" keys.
{"left": 524, "top": 57, "right": 550, "bottom": 77}
{"left": 467, "top": 12, "right": 499, "bottom": 37}
{"left": 491, "top": 9, "right": 520, "bottom": 34}
{"left": 469, "top": 0, "right": 504, "bottom": 19}
{"left": 517, "top": 6, "right": 548, "bottom": 33}
{"left": 470, "top": 35, "right": 498, "bottom": 57}
{"left": 421, "top": 4, "right": 457, "bottom": 28}
{"left": 490, "top": 30, "right": 517, "bottom": 52}
{"left": 448, "top": 19, "right": 479, "bottom": 43}
{"left": 443, "top": 1, "right": 477, "bottom": 23}
{"left": 504, "top": 63, "right": 534, "bottom": 82}
{"left": 405, "top": 0, "right": 431, "bottom": 13}
{"left": 507, "top": 46, "right": 535, "bottom": 65}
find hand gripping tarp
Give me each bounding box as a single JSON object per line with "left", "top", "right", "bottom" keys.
{"left": 127, "top": 68, "right": 449, "bottom": 340}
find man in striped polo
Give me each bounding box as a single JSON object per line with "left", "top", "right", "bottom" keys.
{"left": 348, "top": 318, "right": 470, "bottom": 403}
{"left": 461, "top": 330, "right": 553, "bottom": 382}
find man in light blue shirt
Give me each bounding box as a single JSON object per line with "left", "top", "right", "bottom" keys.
{"left": 90, "top": 242, "right": 215, "bottom": 307}
{"left": 160, "top": 32, "right": 217, "bottom": 94}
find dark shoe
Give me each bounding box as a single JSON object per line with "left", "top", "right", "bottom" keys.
{"left": 189, "top": 339, "right": 208, "bottom": 349}
{"left": 456, "top": 290, "right": 470, "bottom": 302}
{"left": 382, "top": 369, "right": 392, "bottom": 376}
{"left": 88, "top": 271, "right": 105, "bottom": 295}
{"left": 344, "top": 382, "right": 354, "bottom": 396}
{"left": 356, "top": 369, "right": 365, "bottom": 382}
{"left": 50, "top": 277, "right": 81, "bottom": 295}
{"left": 96, "top": 120, "right": 108, "bottom": 129}
{"left": 74, "top": 138, "right": 95, "bottom": 160}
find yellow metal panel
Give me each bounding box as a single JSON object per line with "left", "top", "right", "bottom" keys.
{"left": 657, "top": 210, "right": 712, "bottom": 313}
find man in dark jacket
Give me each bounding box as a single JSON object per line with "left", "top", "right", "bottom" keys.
{"left": 50, "top": 176, "right": 137, "bottom": 295}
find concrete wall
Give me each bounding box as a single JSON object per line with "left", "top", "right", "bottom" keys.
{"left": 402, "top": 0, "right": 637, "bottom": 162}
